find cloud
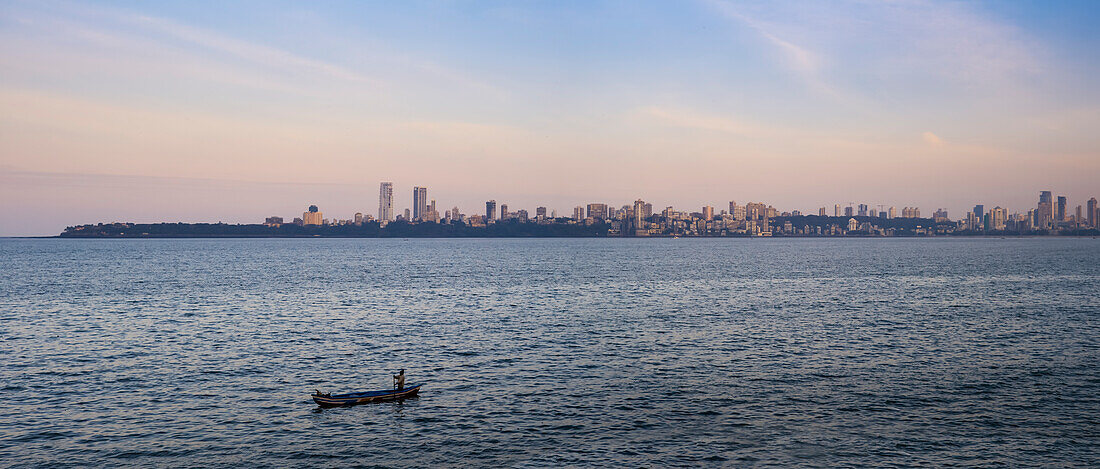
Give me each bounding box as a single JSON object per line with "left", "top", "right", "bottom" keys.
{"left": 703, "top": 0, "right": 818, "bottom": 73}
{"left": 637, "top": 106, "right": 766, "bottom": 136}
{"left": 922, "top": 131, "right": 944, "bottom": 146}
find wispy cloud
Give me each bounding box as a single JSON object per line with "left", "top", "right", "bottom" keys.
{"left": 703, "top": 0, "right": 818, "bottom": 73}
{"left": 637, "top": 106, "right": 768, "bottom": 136}
{"left": 124, "top": 14, "right": 375, "bottom": 84}
{"left": 922, "top": 131, "right": 944, "bottom": 146}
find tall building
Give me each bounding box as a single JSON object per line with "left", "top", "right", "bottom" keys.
{"left": 500, "top": 204, "right": 509, "bottom": 220}
{"left": 1088, "top": 197, "right": 1097, "bottom": 228}
{"left": 844, "top": 206, "right": 854, "bottom": 217}
{"left": 403, "top": 208, "right": 411, "bottom": 220}
{"left": 574, "top": 206, "right": 585, "bottom": 221}
{"left": 858, "top": 204, "right": 868, "bottom": 217}
{"left": 1075, "top": 205, "right": 1083, "bottom": 226}
{"left": 818, "top": 207, "right": 826, "bottom": 216}
{"left": 973, "top": 204, "right": 984, "bottom": 221}
{"left": 303, "top": 205, "right": 323, "bottom": 225}
{"left": 702, "top": 206, "right": 714, "bottom": 220}
{"left": 412, "top": 186, "right": 428, "bottom": 221}
{"left": 1037, "top": 191, "right": 1053, "bottom": 229}
{"left": 536, "top": 206, "right": 547, "bottom": 219}
{"left": 354, "top": 213, "right": 363, "bottom": 225}
{"left": 966, "top": 211, "right": 979, "bottom": 230}
{"left": 587, "top": 203, "right": 608, "bottom": 220}
{"left": 486, "top": 200, "right": 497, "bottom": 221}
{"left": 990, "top": 206, "right": 1007, "bottom": 230}
{"left": 888, "top": 207, "right": 896, "bottom": 219}
{"left": 632, "top": 199, "right": 646, "bottom": 235}
{"left": 378, "top": 182, "right": 394, "bottom": 222}
{"left": 1056, "top": 196, "right": 1067, "bottom": 222}
{"left": 834, "top": 204, "right": 841, "bottom": 217}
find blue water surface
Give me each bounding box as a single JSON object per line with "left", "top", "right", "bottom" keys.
{"left": 0, "top": 237, "right": 1098, "bottom": 467}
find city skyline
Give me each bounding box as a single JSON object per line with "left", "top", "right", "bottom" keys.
{"left": 206, "top": 183, "right": 1100, "bottom": 236}
{"left": 3, "top": 1, "right": 1100, "bottom": 236}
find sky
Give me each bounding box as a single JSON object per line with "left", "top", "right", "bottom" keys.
{"left": 1, "top": 0, "right": 1098, "bottom": 236}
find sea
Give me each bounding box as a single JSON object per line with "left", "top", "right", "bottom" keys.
{"left": 0, "top": 237, "right": 1098, "bottom": 467}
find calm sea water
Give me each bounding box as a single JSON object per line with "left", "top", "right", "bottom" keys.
{"left": 1, "top": 238, "right": 1098, "bottom": 467}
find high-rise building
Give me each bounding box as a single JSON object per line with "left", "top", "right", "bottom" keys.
{"left": 702, "top": 206, "right": 714, "bottom": 220}
{"left": 1037, "top": 191, "right": 1053, "bottom": 229}
{"left": 991, "top": 206, "right": 1007, "bottom": 230}
{"left": 354, "top": 213, "right": 363, "bottom": 225}
{"left": 888, "top": 207, "right": 896, "bottom": 219}
{"left": 834, "top": 204, "right": 841, "bottom": 217}
{"left": 744, "top": 202, "right": 766, "bottom": 221}
{"left": 536, "top": 206, "right": 547, "bottom": 219}
{"left": 379, "top": 182, "right": 394, "bottom": 222}
{"left": 1056, "top": 196, "right": 1067, "bottom": 222}
{"left": 403, "top": 208, "right": 410, "bottom": 220}
{"left": 303, "top": 205, "right": 323, "bottom": 225}
{"left": 818, "top": 207, "right": 826, "bottom": 216}
{"left": 486, "top": 200, "right": 497, "bottom": 221}
{"left": 933, "top": 208, "right": 948, "bottom": 222}
{"left": 574, "top": 206, "right": 585, "bottom": 221}
{"left": 412, "top": 186, "right": 428, "bottom": 221}
{"left": 973, "top": 204, "right": 984, "bottom": 221}
{"left": 587, "top": 203, "right": 608, "bottom": 220}
{"left": 1075, "top": 205, "right": 1083, "bottom": 226}
{"left": 1088, "top": 198, "right": 1098, "bottom": 228}
{"left": 858, "top": 204, "right": 868, "bottom": 217}
{"left": 844, "top": 206, "right": 854, "bottom": 217}
{"left": 500, "top": 204, "right": 509, "bottom": 220}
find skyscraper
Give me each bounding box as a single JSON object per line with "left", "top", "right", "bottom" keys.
{"left": 536, "top": 206, "right": 547, "bottom": 219}
{"left": 486, "top": 200, "right": 497, "bottom": 221}
{"left": 1057, "top": 196, "right": 1067, "bottom": 222}
{"left": 412, "top": 186, "right": 428, "bottom": 221}
{"left": 1037, "top": 191, "right": 1053, "bottom": 229}
{"left": 834, "top": 204, "right": 841, "bottom": 217}
{"left": 702, "top": 205, "right": 714, "bottom": 220}
{"left": 587, "top": 203, "right": 608, "bottom": 220}
{"left": 973, "top": 204, "right": 984, "bottom": 221}
{"left": 303, "top": 204, "right": 323, "bottom": 225}
{"left": 573, "top": 206, "right": 585, "bottom": 220}
{"left": 858, "top": 204, "right": 868, "bottom": 217}
{"left": 818, "top": 207, "right": 826, "bottom": 216}
{"left": 991, "top": 206, "right": 1007, "bottom": 230}
{"left": 500, "top": 204, "right": 509, "bottom": 219}
{"left": 379, "top": 182, "right": 394, "bottom": 222}
{"left": 1088, "top": 197, "right": 1097, "bottom": 228}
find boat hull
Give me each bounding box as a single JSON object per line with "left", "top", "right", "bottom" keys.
{"left": 312, "top": 384, "right": 422, "bottom": 407}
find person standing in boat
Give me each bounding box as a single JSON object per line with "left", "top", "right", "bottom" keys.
{"left": 393, "top": 369, "right": 405, "bottom": 390}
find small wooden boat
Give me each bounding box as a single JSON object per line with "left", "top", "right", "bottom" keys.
{"left": 311, "top": 384, "right": 422, "bottom": 407}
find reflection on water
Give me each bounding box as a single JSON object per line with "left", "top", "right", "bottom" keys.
{"left": 0, "top": 237, "right": 1098, "bottom": 466}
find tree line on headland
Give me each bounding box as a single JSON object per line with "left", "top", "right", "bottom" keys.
{"left": 59, "top": 220, "right": 612, "bottom": 238}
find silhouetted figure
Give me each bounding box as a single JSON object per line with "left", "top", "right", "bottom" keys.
{"left": 393, "top": 369, "right": 406, "bottom": 390}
